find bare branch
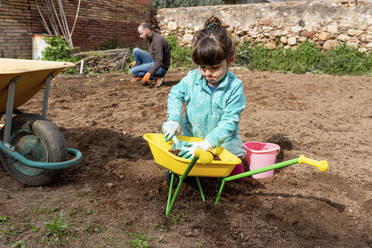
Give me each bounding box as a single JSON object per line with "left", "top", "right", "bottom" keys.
{"left": 71, "top": 0, "right": 81, "bottom": 36}
{"left": 34, "top": 0, "right": 80, "bottom": 48}
{"left": 35, "top": 0, "right": 52, "bottom": 35}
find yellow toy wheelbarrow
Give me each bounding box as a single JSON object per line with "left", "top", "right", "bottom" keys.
{"left": 0, "top": 59, "right": 82, "bottom": 186}
{"left": 143, "top": 133, "right": 328, "bottom": 216}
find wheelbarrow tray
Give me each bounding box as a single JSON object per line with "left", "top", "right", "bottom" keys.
{"left": 143, "top": 133, "right": 241, "bottom": 177}
{"left": 0, "top": 58, "right": 74, "bottom": 113}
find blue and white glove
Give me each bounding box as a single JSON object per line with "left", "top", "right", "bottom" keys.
{"left": 162, "top": 120, "right": 180, "bottom": 141}
{"left": 178, "top": 140, "right": 212, "bottom": 159}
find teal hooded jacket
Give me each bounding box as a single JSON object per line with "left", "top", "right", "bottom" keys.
{"left": 167, "top": 69, "right": 246, "bottom": 157}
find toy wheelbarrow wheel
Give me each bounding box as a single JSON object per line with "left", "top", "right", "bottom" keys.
{"left": 0, "top": 114, "right": 67, "bottom": 186}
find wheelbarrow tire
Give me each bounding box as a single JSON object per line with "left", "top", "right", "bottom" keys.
{"left": 0, "top": 114, "right": 67, "bottom": 186}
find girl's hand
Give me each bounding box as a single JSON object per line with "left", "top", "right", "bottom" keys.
{"left": 162, "top": 120, "right": 180, "bottom": 141}
{"left": 178, "top": 140, "right": 212, "bottom": 159}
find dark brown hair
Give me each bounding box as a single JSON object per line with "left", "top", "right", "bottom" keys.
{"left": 192, "top": 16, "right": 235, "bottom": 66}
{"left": 139, "top": 23, "right": 152, "bottom": 31}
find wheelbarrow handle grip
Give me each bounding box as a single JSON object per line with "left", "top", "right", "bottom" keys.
{"left": 298, "top": 155, "right": 328, "bottom": 172}
{"left": 195, "top": 148, "right": 213, "bottom": 164}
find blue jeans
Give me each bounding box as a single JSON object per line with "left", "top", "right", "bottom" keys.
{"left": 130, "top": 48, "right": 167, "bottom": 80}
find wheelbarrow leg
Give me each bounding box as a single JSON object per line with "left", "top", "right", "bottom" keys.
{"left": 195, "top": 177, "right": 206, "bottom": 202}
{"left": 3, "top": 76, "right": 19, "bottom": 147}
{"left": 166, "top": 172, "right": 175, "bottom": 214}
{"left": 165, "top": 156, "right": 199, "bottom": 216}
{"left": 42, "top": 72, "right": 55, "bottom": 119}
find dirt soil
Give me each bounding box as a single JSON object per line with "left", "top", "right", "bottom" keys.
{"left": 0, "top": 69, "right": 371, "bottom": 247}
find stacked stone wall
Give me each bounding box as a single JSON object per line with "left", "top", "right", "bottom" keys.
{"left": 155, "top": 0, "right": 372, "bottom": 52}
{"left": 0, "top": 0, "right": 152, "bottom": 59}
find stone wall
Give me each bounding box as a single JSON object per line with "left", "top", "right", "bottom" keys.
{"left": 155, "top": 0, "right": 372, "bottom": 52}
{"left": 0, "top": 0, "right": 152, "bottom": 59}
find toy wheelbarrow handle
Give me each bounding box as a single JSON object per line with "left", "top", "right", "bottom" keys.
{"left": 194, "top": 148, "right": 213, "bottom": 164}
{"left": 298, "top": 155, "right": 328, "bottom": 172}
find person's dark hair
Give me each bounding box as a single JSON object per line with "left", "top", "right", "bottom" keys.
{"left": 192, "top": 16, "right": 234, "bottom": 66}
{"left": 139, "top": 23, "right": 152, "bottom": 31}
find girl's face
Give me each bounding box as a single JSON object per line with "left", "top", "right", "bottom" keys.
{"left": 199, "top": 58, "right": 233, "bottom": 85}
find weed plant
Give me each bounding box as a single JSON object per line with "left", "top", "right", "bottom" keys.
{"left": 44, "top": 212, "right": 69, "bottom": 242}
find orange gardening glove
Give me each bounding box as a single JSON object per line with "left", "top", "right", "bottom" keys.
{"left": 129, "top": 61, "right": 136, "bottom": 69}
{"left": 142, "top": 72, "right": 151, "bottom": 83}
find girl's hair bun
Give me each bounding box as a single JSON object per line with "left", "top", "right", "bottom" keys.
{"left": 203, "top": 16, "right": 229, "bottom": 29}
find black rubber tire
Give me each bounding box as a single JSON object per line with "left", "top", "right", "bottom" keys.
{"left": 0, "top": 114, "right": 67, "bottom": 186}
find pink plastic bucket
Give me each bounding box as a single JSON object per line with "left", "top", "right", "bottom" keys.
{"left": 243, "top": 142, "right": 280, "bottom": 179}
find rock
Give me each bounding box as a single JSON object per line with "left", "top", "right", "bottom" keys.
{"left": 367, "top": 43, "right": 372, "bottom": 48}
{"left": 280, "top": 36, "right": 288, "bottom": 44}
{"left": 303, "top": 25, "right": 314, "bottom": 32}
{"left": 259, "top": 19, "right": 271, "bottom": 26}
{"left": 338, "top": 34, "right": 350, "bottom": 41}
{"left": 322, "top": 40, "right": 339, "bottom": 50}
{"left": 287, "top": 37, "right": 297, "bottom": 46}
{"left": 281, "top": 29, "right": 289, "bottom": 36}
{"left": 236, "top": 30, "right": 247, "bottom": 36}
{"left": 346, "top": 40, "right": 359, "bottom": 48}
{"left": 347, "top": 29, "right": 363, "bottom": 36}
{"left": 168, "top": 21, "right": 177, "bottom": 31}
{"left": 272, "top": 30, "right": 282, "bottom": 37}
{"left": 298, "top": 37, "right": 307, "bottom": 42}
{"left": 264, "top": 42, "right": 276, "bottom": 50}
{"left": 290, "top": 25, "right": 302, "bottom": 33}
{"left": 365, "top": 35, "right": 372, "bottom": 42}
{"left": 182, "top": 33, "right": 194, "bottom": 44}
{"left": 327, "top": 24, "right": 338, "bottom": 33}
{"left": 359, "top": 47, "right": 367, "bottom": 53}
{"left": 301, "top": 30, "right": 316, "bottom": 38}
{"left": 318, "top": 32, "right": 330, "bottom": 41}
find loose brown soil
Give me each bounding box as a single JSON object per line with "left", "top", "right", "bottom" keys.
{"left": 0, "top": 69, "right": 371, "bottom": 247}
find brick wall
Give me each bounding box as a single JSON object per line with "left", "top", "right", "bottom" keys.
{"left": 0, "top": 0, "right": 152, "bottom": 59}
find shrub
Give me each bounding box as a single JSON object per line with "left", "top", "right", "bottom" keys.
{"left": 41, "top": 36, "right": 80, "bottom": 74}
{"left": 166, "top": 33, "right": 193, "bottom": 70}
{"left": 42, "top": 36, "right": 79, "bottom": 62}
{"left": 235, "top": 41, "right": 372, "bottom": 76}
{"left": 320, "top": 44, "right": 370, "bottom": 75}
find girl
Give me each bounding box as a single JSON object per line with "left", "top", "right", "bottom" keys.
{"left": 162, "top": 16, "right": 246, "bottom": 173}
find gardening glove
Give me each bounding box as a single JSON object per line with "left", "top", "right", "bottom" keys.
{"left": 129, "top": 61, "right": 136, "bottom": 69}
{"left": 162, "top": 120, "right": 180, "bottom": 142}
{"left": 178, "top": 140, "right": 212, "bottom": 159}
{"left": 142, "top": 72, "right": 151, "bottom": 83}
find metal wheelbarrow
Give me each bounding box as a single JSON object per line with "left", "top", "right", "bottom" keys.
{"left": 143, "top": 133, "right": 328, "bottom": 216}
{"left": 0, "top": 58, "right": 82, "bottom": 186}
